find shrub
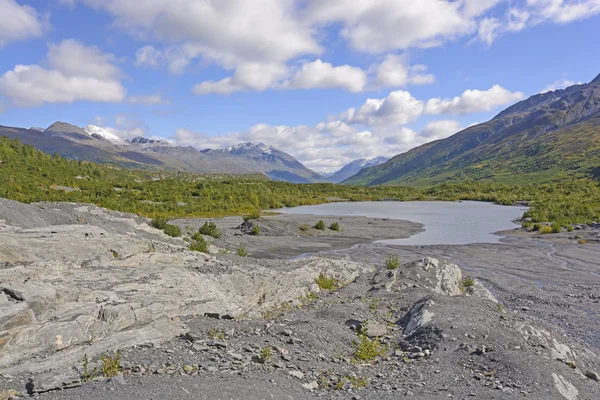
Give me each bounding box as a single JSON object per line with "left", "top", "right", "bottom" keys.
{"left": 300, "top": 224, "right": 309, "bottom": 232}
{"left": 250, "top": 225, "right": 261, "bottom": 235}
{"left": 540, "top": 225, "right": 553, "bottom": 234}
{"left": 329, "top": 221, "right": 341, "bottom": 231}
{"left": 100, "top": 349, "right": 121, "bottom": 378}
{"left": 551, "top": 222, "right": 562, "bottom": 233}
{"left": 532, "top": 223, "right": 542, "bottom": 231}
{"left": 521, "top": 221, "right": 532, "bottom": 229}
{"left": 189, "top": 236, "right": 209, "bottom": 253}
{"left": 385, "top": 255, "right": 400, "bottom": 270}
{"left": 461, "top": 276, "right": 475, "bottom": 288}
{"left": 314, "top": 220, "right": 326, "bottom": 230}
{"left": 567, "top": 225, "right": 574, "bottom": 232}
{"left": 244, "top": 209, "right": 262, "bottom": 221}
{"left": 151, "top": 218, "right": 182, "bottom": 237}
{"left": 259, "top": 346, "right": 272, "bottom": 362}
{"left": 198, "top": 221, "right": 222, "bottom": 238}
{"left": 578, "top": 239, "right": 587, "bottom": 245}
{"left": 315, "top": 273, "right": 337, "bottom": 290}
{"left": 237, "top": 244, "right": 248, "bottom": 257}
{"left": 352, "top": 332, "right": 387, "bottom": 362}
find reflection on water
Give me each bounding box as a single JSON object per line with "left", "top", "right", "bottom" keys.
{"left": 278, "top": 201, "right": 528, "bottom": 246}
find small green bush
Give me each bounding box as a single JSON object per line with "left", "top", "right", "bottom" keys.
{"left": 237, "top": 244, "right": 248, "bottom": 257}
{"left": 551, "top": 222, "right": 562, "bottom": 233}
{"left": 189, "top": 236, "right": 209, "bottom": 253}
{"left": 100, "top": 349, "right": 121, "bottom": 378}
{"left": 198, "top": 221, "right": 222, "bottom": 238}
{"left": 532, "top": 223, "right": 542, "bottom": 231}
{"left": 244, "top": 209, "right": 262, "bottom": 221}
{"left": 260, "top": 346, "right": 272, "bottom": 362}
{"left": 567, "top": 225, "right": 574, "bottom": 232}
{"left": 462, "top": 276, "right": 475, "bottom": 288}
{"left": 521, "top": 221, "right": 532, "bottom": 229}
{"left": 300, "top": 224, "right": 309, "bottom": 232}
{"left": 315, "top": 273, "right": 337, "bottom": 290}
{"left": 151, "top": 218, "right": 182, "bottom": 237}
{"left": 540, "top": 225, "right": 553, "bottom": 234}
{"left": 314, "top": 220, "right": 326, "bottom": 230}
{"left": 385, "top": 255, "right": 400, "bottom": 270}
{"left": 329, "top": 221, "right": 341, "bottom": 231}
{"left": 250, "top": 225, "right": 261, "bottom": 235}
{"left": 352, "top": 333, "right": 387, "bottom": 362}
{"left": 150, "top": 217, "right": 168, "bottom": 230}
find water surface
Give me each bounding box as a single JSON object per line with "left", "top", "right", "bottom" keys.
{"left": 278, "top": 201, "right": 528, "bottom": 246}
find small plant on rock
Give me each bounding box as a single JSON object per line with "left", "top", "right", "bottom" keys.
{"left": 81, "top": 354, "right": 95, "bottom": 382}
{"left": 460, "top": 276, "right": 475, "bottom": 294}
{"left": 315, "top": 273, "right": 337, "bottom": 290}
{"left": 100, "top": 349, "right": 121, "bottom": 378}
{"left": 260, "top": 346, "right": 272, "bottom": 363}
{"left": 198, "top": 221, "right": 222, "bottom": 238}
{"left": 352, "top": 333, "right": 387, "bottom": 362}
{"left": 150, "top": 218, "right": 182, "bottom": 237}
{"left": 237, "top": 244, "right": 248, "bottom": 257}
{"left": 551, "top": 222, "right": 562, "bottom": 233}
{"left": 329, "top": 221, "right": 341, "bottom": 231}
{"left": 250, "top": 224, "right": 261, "bottom": 236}
{"left": 208, "top": 329, "right": 225, "bottom": 340}
{"left": 189, "top": 236, "right": 209, "bottom": 253}
{"left": 110, "top": 249, "right": 118, "bottom": 258}
{"left": 314, "top": 220, "right": 326, "bottom": 230}
{"left": 385, "top": 255, "right": 400, "bottom": 270}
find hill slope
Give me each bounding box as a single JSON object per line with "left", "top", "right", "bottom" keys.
{"left": 0, "top": 123, "right": 325, "bottom": 183}
{"left": 346, "top": 74, "right": 600, "bottom": 186}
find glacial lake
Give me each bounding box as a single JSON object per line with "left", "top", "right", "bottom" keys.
{"left": 278, "top": 201, "right": 528, "bottom": 246}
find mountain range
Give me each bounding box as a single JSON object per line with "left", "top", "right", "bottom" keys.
{"left": 345, "top": 73, "right": 600, "bottom": 186}
{"left": 326, "top": 157, "right": 389, "bottom": 183}
{"left": 0, "top": 122, "right": 325, "bottom": 184}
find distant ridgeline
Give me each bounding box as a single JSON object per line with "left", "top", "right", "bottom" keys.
{"left": 345, "top": 73, "right": 600, "bottom": 186}
{"left": 1, "top": 135, "right": 600, "bottom": 225}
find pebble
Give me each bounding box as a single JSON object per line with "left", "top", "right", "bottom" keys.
{"left": 288, "top": 370, "right": 305, "bottom": 379}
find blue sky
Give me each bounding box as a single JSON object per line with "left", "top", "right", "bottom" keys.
{"left": 0, "top": 0, "right": 599, "bottom": 171}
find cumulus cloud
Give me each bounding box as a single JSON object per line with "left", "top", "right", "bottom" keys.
{"left": 424, "top": 85, "right": 524, "bottom": 115}
{"left": 336, "top": 91, "right": 424, "bottom": 126}
{"left": 373, "top": 55, "right": 435, "bottom": 88}
{"left": 286, "top": 60, "right": 367, "bottom": 92}
{"left": 421, "top": 120, "right": 462, "bottom": 140}
{"left": 0, "top": 39, "right": 126, "bottom": 107}
{"left": 0, "top": 0, "right": 48, "bottom": 47}
{"left": 541, "top": 78, "right": 582, "bottom": 93}
{"left": 127, "top": 95, "right": 169, "bottom": 105}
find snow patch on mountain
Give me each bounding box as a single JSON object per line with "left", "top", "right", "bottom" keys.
{"left": 83, "top": 125, "right": 127, "bottom": 145}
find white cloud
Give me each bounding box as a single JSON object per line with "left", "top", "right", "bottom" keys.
{"left": 336, "top": 91, "right": 424, "bottom": 127}
{"left": 373, "top": 55, "right": 435, "bottom": 88}
{"left": 304, "top": 0, "right": 496, "bottom": 52}
{"left": 286, "top": 59, "right": 367, "bottom": 92}
{"left": 478, "top": 18, "right": 502, "bottom": 46}
{"left": 0, "top": 0, "right": 48, "bottom": 47}
{"left": 424, "top": 85, "right": 524, "bottom": 115}
{"left": 526, "top": 0, "right": 600, "bottom": 24}
{"left": 421, "top": 120, "right": 462, "bottom": 140}
{"left": 193, "top": 62, "right": 289, "bottom": 95}
{"left": 135, "top": 45, "right": 164, "bottom": 67}
{"left": 541, "top": 78, "right": 582, "bottom": 93}
{"left": 0, "top": 40, "right": 126, "bottom": 107}
{"left": 127, "top": 95, "right": 169, "bottom": 105}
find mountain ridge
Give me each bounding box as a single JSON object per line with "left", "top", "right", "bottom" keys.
{"left": 345, "top": 74, "right": 600, "bottom": 186}
{"left": 329, "top": 156, "right": 389, "bottom": 183}
{"left": 0, "top": 122, "right": 326, "bottom": 183}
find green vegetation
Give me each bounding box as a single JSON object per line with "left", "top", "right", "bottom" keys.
{"left": 352, "top": 329, "right": 387, "bottom": 362}
{"left": 198, "top": 221, "right": 222, "bottom": 238}
{"left": 551, "top": 222, "right": 562, "bottom": 233}
{"left": 2, "top": 136, "right": 600, "bottom": 227}
{"left": 259, "top": 346, "right": 272, "bottom": 363}
{"left": 540, "top": 225, "right": 554, "bottom": 234}
{"left": 532, "top": 223, "right": 542, "bottom": 231}
{"left": 100, "top": 349, "right": 121, "bottom": 378}
{"left": 521, "top": 221, "right": 532, "bottom": 229}
{"left": 236, "top": 244, "right": 248, "bottom": 257}
{"left": 208, "top": 329, "right": 225, "bottom": 340}
{"left": 81, "top": 354, "right": 93, "bottom": 382}
{"left": 249, "top": 224, "right": 261, "bottom": 235}
{"left": 110, "top": 249, "right": 118, "bottom": 258}
{"left": 244, "top": 209, "right": 262, "bottom": 221}
{"left": 315, "top": 273, "right": 337, "bottom": 290}
{"left": 329, "top": 221, "right": 341, "bottom": 231}
{"left": 461, "top": 276, "right": 475, "bottom": 293}
{"left": 300, "top": 224, "right": 309, "bottom": 232}
{"left": 385, "top": 255, "right": 400, "bottom": 270}
{"left": 151, "top": 218, "right": 182, "bottom": 237}
{"left": 189, "top": 236, "right": 209, "bottom": 253}
{"left": 314, "top": 220, "right": 326, "bottom": 230}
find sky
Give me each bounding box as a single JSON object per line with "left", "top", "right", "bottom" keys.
{"left": 0, "top": 0, "right": 599, "bottom": 172}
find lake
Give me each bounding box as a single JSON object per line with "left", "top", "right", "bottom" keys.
{"left": 278, "top": 201, "right": 528, "bottom": 246}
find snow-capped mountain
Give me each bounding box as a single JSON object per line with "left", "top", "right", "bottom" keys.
{"left": 83, "top": 125, "right": 127, "bottom": 145}
{"left": 329, "top": 156, "right": 389, "bottom": 183}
